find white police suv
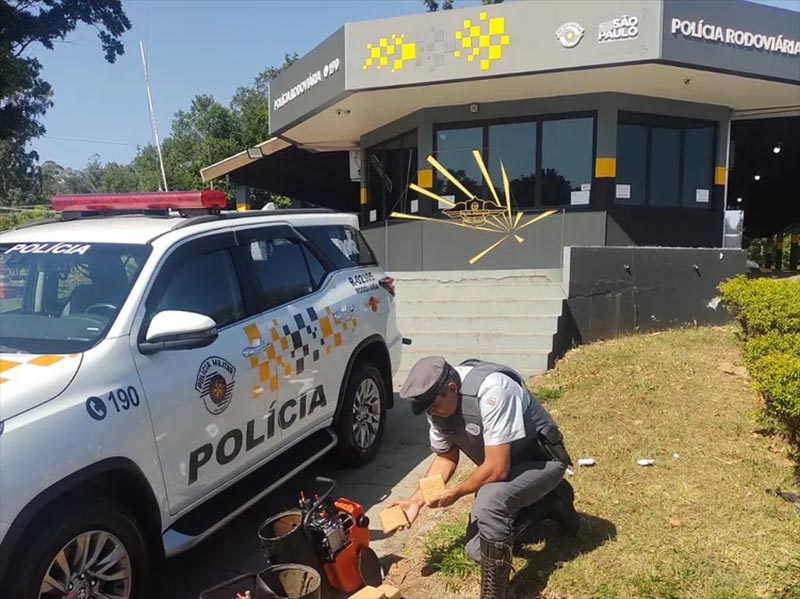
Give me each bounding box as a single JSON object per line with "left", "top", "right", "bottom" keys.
{"left": 0, "top": 191, "right": 404, "bottom": 599}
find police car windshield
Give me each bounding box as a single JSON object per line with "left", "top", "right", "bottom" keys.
{"left": 0, "top": 242, "right": 151, "bottom": 354}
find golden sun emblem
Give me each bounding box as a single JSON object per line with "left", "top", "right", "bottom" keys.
{"left": 391, "top": 152, "right": 557, "bottom": 264}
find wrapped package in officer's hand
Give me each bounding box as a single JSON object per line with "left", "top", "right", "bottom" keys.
{"left": 419, "top": 473, "right": 446, "bottom": 505}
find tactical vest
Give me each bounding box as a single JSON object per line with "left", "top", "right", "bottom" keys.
{"left": 430, "top": 359, "right": 572, "bottom": 467}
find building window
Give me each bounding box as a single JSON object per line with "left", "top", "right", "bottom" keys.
{"left": 616, "top": 123, "right": 647, "bottom": 205}
{"left": 434, "top": 127, "right": 482, "bottom": 203}
{"left": 541, "top": 117, "right": 593, "bottom": 207}
{"left": 616, "top": 113, "right": 716, "bottom": 208}
{"left": 367, "top": 130, "right": 418, "bottom": 222}
{"left": 488, "top": 122, "right": 536, "bottom": 208}
{"left": 432, "top": 113, "right": 594, "bottom": 210}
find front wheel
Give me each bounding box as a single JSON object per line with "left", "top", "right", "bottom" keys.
{"left": 335, "top": 363, "right": 388, "bottom": 466}
{"left": 9, "top": 500, "right": 150, "bottom": 599}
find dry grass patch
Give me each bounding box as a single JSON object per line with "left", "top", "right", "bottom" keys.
{"left": 393, "top": 327, "right": 800, "bottom": 599}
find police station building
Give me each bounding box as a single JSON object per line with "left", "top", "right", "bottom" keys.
{"left": 203, "top": 0, "right": 800, "bottom": 375}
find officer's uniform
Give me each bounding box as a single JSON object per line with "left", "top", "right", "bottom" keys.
{"left": 400, "top": 357, "right": 575, "bottom": 567}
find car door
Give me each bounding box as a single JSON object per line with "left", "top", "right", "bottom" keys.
{"left": 234, "top": 225, "right": 355, "bottom": 447}
{"left": 132, "top": 232, "right": 282, "bottom": 514}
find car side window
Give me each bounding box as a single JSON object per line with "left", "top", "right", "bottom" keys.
{"left": 148, "top": 248, "right": 244, "bottom": 328}
{"left": 247, "top": 236, "right": 323, "bottom": 312}
{"left": 298, "top": 225, "right": 377, "bottom": 270}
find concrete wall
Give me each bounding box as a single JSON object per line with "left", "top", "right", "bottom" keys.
{"left": 363, "top": 211, "right": 607, "bottom": 271}
{"left": 561, "top": 246, "right": 746, "bottom": 345}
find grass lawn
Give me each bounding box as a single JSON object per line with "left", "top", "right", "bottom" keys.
{"left": 386, "top": 327, "right": 800, "bottom": 599}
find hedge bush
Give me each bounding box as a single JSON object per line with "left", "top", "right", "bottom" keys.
{"left": 718, "top": 275, "right": 800, "bottom": 336}
{"left": 743, "top": 332, "right": 800, "bottom": 369}
{"left": 719, "top": 275, "right": 800, "bottom": 458}
{"left": 749, "top": 352, "right": 800, "bottom": 446}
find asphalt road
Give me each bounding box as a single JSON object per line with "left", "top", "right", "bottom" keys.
{"left": 150, "top": 397, "right": 432, "bottom": 599}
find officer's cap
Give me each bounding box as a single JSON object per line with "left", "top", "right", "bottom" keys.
{"left": 399, "top": 356, "right": 453, "bottom": 415}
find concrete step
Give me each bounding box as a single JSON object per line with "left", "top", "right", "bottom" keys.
{"left": 397, "top": 282, "right": 566, "bottom": 300}
{"left": 395, "top": 298, "right": 563, "bottom": 318}
{"left": 389, "top": 268, "right": 564, "bottom": 284}
{"left": 396, "top": 348, "right": 549, "bottom": 386}
{"left": 405, "top": 331, "right": 554, "bottom": 352}
{"left": 396, "top": 315, "right": 559, "bottom": 335}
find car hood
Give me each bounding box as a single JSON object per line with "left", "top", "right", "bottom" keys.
{"left": 0, "top": 353, "right": 83, "bottom": 421}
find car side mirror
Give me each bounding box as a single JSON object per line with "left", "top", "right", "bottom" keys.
{"left": 139, "top": 310, "right": 218, "bottom": 354}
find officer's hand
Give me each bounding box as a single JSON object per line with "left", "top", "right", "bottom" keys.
{"left": 387, "top": 498, "right": 421, "bottom": 526}
{"left": 427, "top": 488, "right": 461, "bottom": 509}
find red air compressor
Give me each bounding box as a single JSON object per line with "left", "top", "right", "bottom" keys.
{"left": 299, "top": 478, "right": 377, "bottom": 594}
{"left": 259, "top": 476, "right": 381, "bottom": 597}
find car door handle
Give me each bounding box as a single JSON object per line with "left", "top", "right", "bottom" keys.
{"left": 333, "top": 305, "right": 355, "bottom": 321}
{"left": 242, "top": 340, "right": 268, "bottom": 358}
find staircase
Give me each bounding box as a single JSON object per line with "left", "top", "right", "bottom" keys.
{"left": 392, "top": 269, "right": 567, "bottom": 388}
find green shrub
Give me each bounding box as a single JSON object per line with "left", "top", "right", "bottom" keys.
{"left": 0, "top": 207, "right": 56, "bottom": 232}
{"left": 750, "top": 352, "right": 800, "bottom": 446}
{"left": 718, "top": 275, "right": 800, "bottom": 336}
{"left": 743, "top": 332, "right": 800, "bottom": 369}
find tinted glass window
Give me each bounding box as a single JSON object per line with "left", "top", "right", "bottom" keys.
{"left": 541, "top": 118, "right": 593, "bottom": 206}
{"left": 434, "top": 127, "right": 483, "bottom": 207}
{"left": 649, "top": 127, "right": 681, "bottom": 206}
{"left": 299, "top": 225, "right": 377, "bottom": 270}
{"left": 248, "top": 237, "right": 314, "bottom": 312}
{"left": 152, "top": 249, "right": 244, "bottom": 328}
{"left": 302, "top": 246, "right": 327, "bottom": 288}
{"left": 488, "top": 122, "right": 536, "bottom": 208}
{"left": 682, "top": 126, "right": 714, "bottom": 207}
{"left": 616, "top": 123, "right": 648, "bottom": 205}
{"left": 0, "top": 243, "right": 150, "bottom": 354}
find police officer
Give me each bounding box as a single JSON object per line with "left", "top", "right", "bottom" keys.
{"left": 388, "top": 356, "right": 578, "bottom": 599}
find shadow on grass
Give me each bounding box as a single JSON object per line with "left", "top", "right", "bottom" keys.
{"left": 509, "top": 513, "right": 617, "bottom": 598}
{"left": 420, "top": 512, "right": 617, "bottom": 597}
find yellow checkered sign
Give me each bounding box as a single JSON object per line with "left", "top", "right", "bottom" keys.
{"left": 362, "top": 11, "right": 510, "bottom": 74}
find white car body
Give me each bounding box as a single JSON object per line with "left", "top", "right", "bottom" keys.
{"left": 0, "top": 209, "right": 402, "bottom": 587}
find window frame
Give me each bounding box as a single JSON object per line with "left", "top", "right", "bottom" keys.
{"left": 366, "top": 129, "right": 418, "bottom": 222}
{"left": 432, "top": 111, "right": 597, "bottom": 209}
{"left": 616, "top": 112, "right": 717, "bottom": 209}
{"left": 233, "top": 224, "right": 333, "bottom": 316}
{"left": 140, "top": 232, "right": 249, "bottom": 345}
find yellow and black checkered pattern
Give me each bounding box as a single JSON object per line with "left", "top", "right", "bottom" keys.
{"left": 454, "top": 12, "right": 509, "bottom": 71}
{"left": 243, "top": 305, "right": 358, "bottom": 400}
{"left": 363, "top": 34, "right": 417, "bottom": 72}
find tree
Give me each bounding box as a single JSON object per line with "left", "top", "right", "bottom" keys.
{"left": 231, "top": 52, "right": 299, "bottom": 149}
{"left": 0, "top": 0, "right": 130, "bottom": 204}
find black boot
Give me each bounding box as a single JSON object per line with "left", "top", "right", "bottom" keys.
{"left": 547, "top": 479, "right": 580, "bottom": 536}
{"left": 480, "top": 535, "right": 513, "bottom": 599}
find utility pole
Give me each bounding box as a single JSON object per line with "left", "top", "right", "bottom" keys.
{"left": 139, "top": 40, "right": 168, "bottom": 192}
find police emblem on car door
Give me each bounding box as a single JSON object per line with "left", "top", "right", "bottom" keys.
{"left": 132, "top": 234, "right": 282, "bottom": 513}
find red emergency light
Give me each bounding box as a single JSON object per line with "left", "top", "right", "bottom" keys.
{"left": 51, "top": 190, "right": 227, "bottom": 213}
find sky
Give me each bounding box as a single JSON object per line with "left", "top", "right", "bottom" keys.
{"left": 30, "top": 0, "right": 800, "bottom": 169}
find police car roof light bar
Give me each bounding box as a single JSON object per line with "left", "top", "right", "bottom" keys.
{"left": 51, "top": 190, "right": 227, "bottom": 213}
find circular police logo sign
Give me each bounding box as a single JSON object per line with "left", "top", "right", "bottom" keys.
{"left": 195, "top": 357, "right": 236, "bottom": 415}
{"left": 556, "top": 22, "right": 585, "bottom": 48}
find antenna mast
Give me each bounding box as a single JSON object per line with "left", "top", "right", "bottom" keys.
{"left": 139, "top": 40, "right": 168, "bottom": 192}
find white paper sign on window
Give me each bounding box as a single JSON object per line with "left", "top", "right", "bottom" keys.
{"left": 410, "top": 199, "right": 419, "bottom": 213}
{"left": 616, "top": 184, "right": 631, "bottom": 199}
{"left": 369, "top": 209, "right": 377, "bottom": 222}
{"left": 696, "top": 188, "right": 710, "bottom": 203}
{"left": 571, "top": 190, "right": 590, "bottom": 205}
{"left": 581, "top": 183, "right": 591, "bottom": 192}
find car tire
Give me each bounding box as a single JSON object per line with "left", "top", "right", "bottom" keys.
{"left": 8, "top": 498, "right": 150, "bottom": 599}
{"left": 335, "top": 363, "right": 388, "bottom": 466}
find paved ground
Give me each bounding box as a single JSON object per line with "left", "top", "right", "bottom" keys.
{"left": 151, "top": 396, "right": 433, "bottom": 598}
